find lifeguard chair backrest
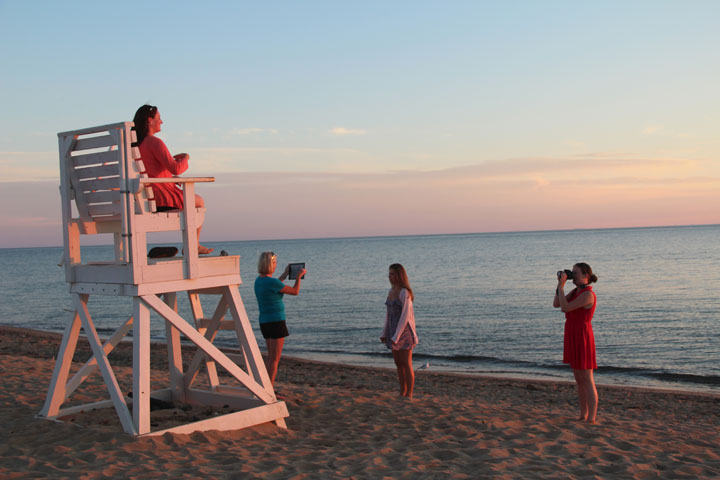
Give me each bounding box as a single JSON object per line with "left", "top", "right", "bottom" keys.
{"left": 58, "top": 122, "right": 157, "bottom": 225}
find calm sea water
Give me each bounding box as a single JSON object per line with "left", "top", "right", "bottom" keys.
{"left": 1, "top": 225, "right": 718, "bottom": 393}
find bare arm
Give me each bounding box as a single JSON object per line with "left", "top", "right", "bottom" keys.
{"left": 279, "top": 268, "right": 306, "bottom": 296}
{"left": 150, "top": 137, "right": 189, "bottom": 175}
{"left": 555, "top": 273, "right": 593, "bottom": 312}
{"left": 391, "top": 289, "right": 413, "bottom": 343}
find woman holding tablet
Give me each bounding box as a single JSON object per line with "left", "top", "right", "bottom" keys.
{"left": 254, "top": 252, "right": 306, "bottom": 387}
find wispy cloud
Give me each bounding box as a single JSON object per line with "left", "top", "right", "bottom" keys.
{"left": 642, "top": 126, "right": 663, "bottom": 135}
{"left": 231, "top": 128, "right": 279, "bottom": 135}
{"left": 329, "top": 127, "right": 367, "bottom": 136}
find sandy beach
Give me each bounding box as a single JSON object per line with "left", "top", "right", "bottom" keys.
{"left": 1, "top": 325, "right": 718, "bottom": 479}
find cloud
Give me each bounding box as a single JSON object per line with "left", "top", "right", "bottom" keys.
{"left": 329, "top": 127, "right": 367, "bottom": 136}
{"left": 231, "top": 128, "right": 279, "bottom": 135}
{"left": 2, "top": 155, "right": 719, "bottom": 247}
{"left": 642, "top": 126, "right": 663, "bottom": 135}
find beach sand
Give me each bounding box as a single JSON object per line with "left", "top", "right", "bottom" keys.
{"left": 1, "top": 325, "right": 718, "bottom": 479}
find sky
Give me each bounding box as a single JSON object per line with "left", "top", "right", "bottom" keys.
{"left": 1, "top": 1, "right": 718, "bottom": 248}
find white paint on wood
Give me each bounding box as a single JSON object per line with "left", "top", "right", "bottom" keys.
{"left": 163, "top": 292, "right": 185, "bottom": 403}
{"left": 64, "top": 315, "right": 134, "bottom": 400}
{"left": 141, "top": 294, "right": 273, "bottom": 403}
{"left": 142, "top": 403, "right": 289, "bottom": 436}
{"left": 39, "top": 310, "right": 82, "bottom": 417}
{"left": 132, "top": 297, "right": 150, "bottom": 435}
{"left": 74, "top": 293, "right": 136, "bottom": 435}
{"left": 44, "top": 120, "right": 287, "bottom": 436}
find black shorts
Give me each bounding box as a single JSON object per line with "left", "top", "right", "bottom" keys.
{"left": 260, "top": 321, "right": 289, "bottom": 339}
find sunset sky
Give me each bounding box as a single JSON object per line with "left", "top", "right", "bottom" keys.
{"left": 1, "top": 1, "right": 718, "bottom": 248}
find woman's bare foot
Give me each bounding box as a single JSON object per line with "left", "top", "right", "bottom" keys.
{"left": 198, "top": 245, "right": 214, "bottom": 255}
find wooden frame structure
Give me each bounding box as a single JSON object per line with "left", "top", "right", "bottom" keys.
{"left": 39, "top": 122, "right": 288, "bottom": 435}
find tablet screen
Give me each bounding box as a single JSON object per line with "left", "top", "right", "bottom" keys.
{"left": 289, "top": 262, "right": 306, "bottom": 280}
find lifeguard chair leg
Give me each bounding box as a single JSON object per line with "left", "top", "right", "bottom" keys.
{"left": 163, "top": 292, "right": 186, "bottom": 403}
{"left": 183, "top": 295, "right": 229, "bottom": 390}
{"left": 74, "top": 293, "right": 135, "bottom": 434}
{"left": 187, "top": 292, "right": 221, "bottom": 388}
{"left": 64, "top": 316, "right": 134, "bottom": 401}
{"left": 132, "top": 297, "right": 151, "bottom": 435}
{"left": 224, "top": 286, "right": 287, "bottom": 428}
{"left": 39, "top": 309, "right": 82, "bottom": 418}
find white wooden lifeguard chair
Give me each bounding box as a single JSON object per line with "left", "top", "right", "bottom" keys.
{"left": 39, "top": 121, "right": 288, "bottom": 435}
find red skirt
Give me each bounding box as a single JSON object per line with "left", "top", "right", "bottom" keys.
{"left": 563, "top": 319, "right": 596, "bottom": 370}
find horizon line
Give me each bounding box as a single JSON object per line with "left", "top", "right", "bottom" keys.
{"left": 2, "top": 222, "right": 718, "bottom": 250}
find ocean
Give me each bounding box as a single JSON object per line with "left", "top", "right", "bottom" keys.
{"left": 1, "top": 225, "right": 718, "bottom": 393}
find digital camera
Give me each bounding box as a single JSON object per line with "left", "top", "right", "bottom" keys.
{"left": 557, "top": 269, "right": 574, "bottom": 280}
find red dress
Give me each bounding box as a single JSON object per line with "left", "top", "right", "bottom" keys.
{"left": 563, "top": 286, "right": 597, "bottom": 370}
{"left": 138, "top": 135, "right": 188, "bottom": 208}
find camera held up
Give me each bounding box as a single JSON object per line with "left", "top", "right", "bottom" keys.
{"left": 557, "top": 269, "right": 574, "bottom": 280}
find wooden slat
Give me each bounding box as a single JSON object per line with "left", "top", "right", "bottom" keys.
{"left": 55, "top": 399, "right": 118, "bottom": 417}
{"left": 197, "top": 319, "right": 236, "bottom": 330}
{"left": 73, "top": 217, "right": 122, "bottom": 234}
{"left": 132, "top": 159, "right": 146, "bottom": 173}
{"left": 133, "top": 195, "right": 151, "bottom": 215}
{"left": 64, "top": 316, "right": 134, "bottom": 400}
{"left": 77, "top": 177, "right": 121, "bottom": 191}
{"left": 184, "top": 296, "right": 228, "bottom": 389}
{"left": 74, "top": 134, "right": 117, "bottom": 151}
{"left": 74, "top": 293, "right": 136, "bottom": 435}
{"left": 131, "top": 147, "right": 141, "bottom": 160}
{"left": 141, "top": 294, "right": 273, "bottom": 403}
{"left": 71, "top": 149, "right": 120, "bottom": 167}
{"left": 85, "top": 190, "right": 121, "bottom": 204}
{"left": 88, "top": 202, "right": 121, "bottom": 217}
{"left": 76, "top": 163, "right": 120, "bottom": 180}
{"left": 58, "top": 121, "right": 130, "bottom": 137}
{"left": 144, "top": 403, "right": 289, "bottom": 436}
{"left": 226, "top": 286, "right": 274, "bottom": 391}
{"left": 139, "top": 176, "right": 215, "bottom": 184}
{"left": 182, "top": 184, "right": 199, "bottom": 279}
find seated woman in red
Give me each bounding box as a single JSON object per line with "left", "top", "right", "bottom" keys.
{"left": 133, "top": 104, "right": 213, "bottom": 255}
{"left": 554, "top": 262, "right": 599, "bottom": 424}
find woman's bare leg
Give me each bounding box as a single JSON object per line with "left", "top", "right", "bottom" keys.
{"left": 265, "top": 337, "right": 285, "bottom": 386}
{"left": 577, "top": 369, "right": 598, "bottom": 423}
{"left": 393, "top": 349, "right": 414, "bottom": 398}
{"left": 573, "top": 369, "right": 588, "bottom": 420}
{"left": 392, "top": 350, "right": 407, "bottom": 396}
{"left": 194, "top": 194, "right": 214, "bottom": 254}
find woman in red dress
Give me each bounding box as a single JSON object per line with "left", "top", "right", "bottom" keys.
{"left": 133, "top": 105, "right": 213, "bottom": 255}
{"left": 554, "top": 262, "right": 599, "bottom": 423}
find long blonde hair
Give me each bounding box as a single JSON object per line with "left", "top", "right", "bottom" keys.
{"left": 389, "top": 263, "right": 414, "bottom": 301}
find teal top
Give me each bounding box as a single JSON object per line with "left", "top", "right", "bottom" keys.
{"left": 254, "top": 276, "right": 286, "bottom": 324}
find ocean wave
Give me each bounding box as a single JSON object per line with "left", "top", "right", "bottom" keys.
{"left": 283, "top": 347, "right": 720, "bottom": 387}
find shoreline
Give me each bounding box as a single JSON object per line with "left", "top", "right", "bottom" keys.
{"left": 2, "top": 325, "right": 719, "bottom": 477}
{"left": 281, "top": 349, "right": 720, "bottom": 397}
{"left": 4, "top": 324, "right": 719, "bottom": 397}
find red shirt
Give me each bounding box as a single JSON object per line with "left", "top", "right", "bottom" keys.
{"left": 138, "top": 135, "right": 188, "bottom": 208}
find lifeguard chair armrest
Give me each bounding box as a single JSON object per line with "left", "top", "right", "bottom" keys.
{"left": 130, "top": 176, "right": 215, "bottom": 193}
